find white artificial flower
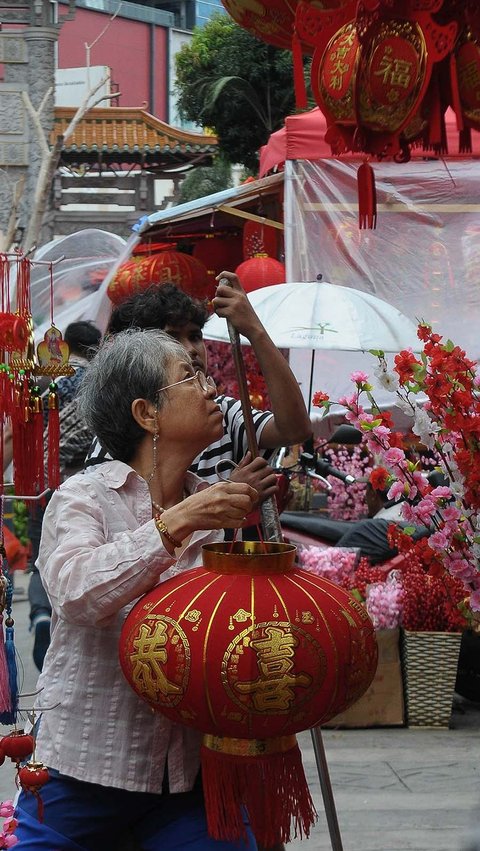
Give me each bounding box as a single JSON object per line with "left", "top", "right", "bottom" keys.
{"left": 394, "top": 395, "right": 415, "bottom": 417}
{"left": 412, "top": 404, "right": 440, "bottom": 449}
{"left": 374, "top": 365, "right": 400, "bottom": 392}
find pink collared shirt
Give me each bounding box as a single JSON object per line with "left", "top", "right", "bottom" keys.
{"left": 34, "top": 460, "right": 223, "bottom": 793}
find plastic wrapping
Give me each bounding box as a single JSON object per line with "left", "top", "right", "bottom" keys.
{"left": 284, "top": 158, "right": 480, "bottom": 423}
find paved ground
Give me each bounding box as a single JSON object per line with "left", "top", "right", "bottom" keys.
{"left": 2, "top": 584, "right": 480, "bottom": 851}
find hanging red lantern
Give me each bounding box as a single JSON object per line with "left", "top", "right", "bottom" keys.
{"left": 235, "top": 254, "right": 286, "bottom": 293}
{"left": 0, "top": 731, "right": 34, "bottom": 764}
{"left": 17, "top": 761, "right": 50, "bottom": 822}
{"left": 107, "top": 252, "right": 211, "bottom": 305}
{"left": 193, "top": 236, "right": 244, "bottom": 290}
{"left": 242, "top": 220, "right": 279, "bottom": 260}
{"left": 119, "top": 541, "right": 377, "bottom": 847}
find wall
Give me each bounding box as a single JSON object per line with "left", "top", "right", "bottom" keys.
{"left": 58, "top": 3, "right": 168, "bottom": 118}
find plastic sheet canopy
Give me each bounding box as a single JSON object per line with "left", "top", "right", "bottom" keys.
{"left": 283, "top": 157, "right": 480, "bottom": 418}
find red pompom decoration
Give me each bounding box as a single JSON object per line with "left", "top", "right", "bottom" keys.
{"left": 235, "top": 254, "right": 286, "bottom": 293}
{"left": 119, "top": 541, "right": 377, "bottom": 847}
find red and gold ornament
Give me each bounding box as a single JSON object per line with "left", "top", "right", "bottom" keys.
{"left": 119, "top": 541, "right": 377, "bottom": 846}
{"left": 235, "top": 254, "right": 286, "bottom": 293}
{"left": 107, "top": 251, "right": 211, "bottom": 305}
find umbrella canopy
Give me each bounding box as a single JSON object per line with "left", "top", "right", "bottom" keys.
{"left": 204, "top": 281, "right": 419, "bottom": 352}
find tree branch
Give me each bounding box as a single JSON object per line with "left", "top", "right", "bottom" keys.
{"left": 21, "top": 89, "right": 52, "bottom": 157}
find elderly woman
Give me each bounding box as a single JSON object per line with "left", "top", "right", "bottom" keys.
{"left": 14, "top": 329, "right": 257, "bottom": 851}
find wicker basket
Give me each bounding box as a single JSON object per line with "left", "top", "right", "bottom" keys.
{"left": 401, "top": 630, "right": 462, "bottom": 728}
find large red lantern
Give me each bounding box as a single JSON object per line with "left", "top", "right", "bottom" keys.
{"left": 235, "top": 254, "right": 286, "bottom": 293}
{"left": 119, "top": 542, "right": 377, "bottom": 847}
{"left": 107, "top": 251, "right": 211, "bottom": 305}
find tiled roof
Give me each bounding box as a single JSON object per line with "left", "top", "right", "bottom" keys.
{"left": 53, "top": 107, "right": 218, "bottom": 168}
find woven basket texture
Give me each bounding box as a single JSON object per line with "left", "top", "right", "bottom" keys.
{"left": 401, "top": 630, "right": 462, "bottom": 728}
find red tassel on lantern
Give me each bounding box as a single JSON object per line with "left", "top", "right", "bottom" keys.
{"left": 357, "top": 160, "right": 377, "bottom": 230}
{"left": 47, "top": 383, "right": 61, "bottom": 490}
{"left": 201, "top": 734, "right": 316, "bottom": 846}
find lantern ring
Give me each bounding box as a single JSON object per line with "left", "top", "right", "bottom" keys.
{"left": 203, "top": 734, "right": 297, "bottom": 757}
{"left": 202, "top": 541, "right": 296, "bottom": 574}
{"left": 215, "top": 459, "right": 239, "bottom": 482}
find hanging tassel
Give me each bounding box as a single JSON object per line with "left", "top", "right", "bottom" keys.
{"left": 357, "top": 160, "right": 377, "bottom": 229}
{"left": 0, "top": 611, "right": 13, "bottom": 724}
{"left": 47, "top": 382, "right": 60, "bottom": 490}
{"left": 201, "top": 734, "right": 317, "bottom": 847}
{"left": 292, "top": 30, "right": 308, "bottom": 111}
{"left": 30, "top": 387, "right": 45, "bottom": 499}
{"left": 459, "top": 126, "right": 472, "bottom": 153}
{"left": 0, "top": 550, "right": 17, "bottom": 725}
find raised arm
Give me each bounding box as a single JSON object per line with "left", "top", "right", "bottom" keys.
{"left": 213, "top": 272, "right": 312, "bottom": 448}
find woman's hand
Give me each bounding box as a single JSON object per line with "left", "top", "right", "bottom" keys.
{"left": 230, "top": 453, "right": 278, "bottom": 507}
{"left": 160, "top": 481, "right": 258, "bottom": 543}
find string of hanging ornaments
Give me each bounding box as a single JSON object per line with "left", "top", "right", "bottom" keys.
{"left": 0, "top": 252, "right": 73, "bottom": 824}
{"left": 220, "top": 0, "right": 480, "bottom": 227}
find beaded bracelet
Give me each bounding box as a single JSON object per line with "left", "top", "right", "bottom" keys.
{"left": 155, "top": 516, "right": 182, "bottom": 550}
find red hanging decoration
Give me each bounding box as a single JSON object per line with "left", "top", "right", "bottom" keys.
{"left": 235, "top": 254, "right": 286, "bottom": 293}
{"left": 47, "top": 382, "right": 61, "bottom": 490}
{"left": 119, "top": 542, "right": 377, "bottom": 847}
{"left": 108, "top": 251, "right": 211, "bottom": 305}
{"left": 1, "top": 730, "right": 34, "bottom": 765}
{"left": 357, "top": 160, "right": 377, "bottom": 229}
{"left": 17, "top": 762, "right": 50, "bottom": 822}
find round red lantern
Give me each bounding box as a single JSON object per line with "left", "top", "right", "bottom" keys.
{"left": 235, "top": 254, "right": 286, "bottom": 293}
{"left": 17, "top": 761, "right": 50, "bottom": 821}
{"left": 119, "top": 542, "right": 377, "bottom": 846}
{"left": 0, "top": 731, "right": 34, "bottom": 764}
{"left": 107, "top": 251, "right": 211, "bottom": 305}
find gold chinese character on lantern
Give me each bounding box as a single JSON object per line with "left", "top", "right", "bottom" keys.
{"left": 234, "top": 626, "right": 312, "bottom": 712}
{"left": 130, "top": 621, "right": 183, "bottom": 701}
{"left": 374, "top": 46, "right": 413, "bottom": 89}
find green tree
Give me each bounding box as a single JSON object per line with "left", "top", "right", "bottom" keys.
{"left": 179, "top": 157, "right": 233, "bottom": 203}
{"left": 175, "top": 15, "right": 305, "bottom": 172}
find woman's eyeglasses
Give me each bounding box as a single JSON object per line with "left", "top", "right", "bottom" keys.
{"left": 156, "top": 370, "right": 216, "bottom": 396}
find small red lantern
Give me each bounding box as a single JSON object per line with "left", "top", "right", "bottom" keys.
{"left": 1, "top": 731, "right": 34, "bottom": 764}
{"left": 17, "top": 761, "right": 50, "bottom": 822}
{"left": 119, "top": 542, "right": 377, "bottom": 847}
{"left": 235, "top": 254, "right": 286, "bottom": 293}
{"left": 107, "top": 251, "right": 211, "bottom": 304}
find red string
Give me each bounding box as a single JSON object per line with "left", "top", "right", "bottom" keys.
{"left": 49, "top": 263, "right": 54, "bottom": 326}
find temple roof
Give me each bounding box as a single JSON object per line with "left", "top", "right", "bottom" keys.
{"left": 53, "top": 107, "right": 218, "bottom": 173}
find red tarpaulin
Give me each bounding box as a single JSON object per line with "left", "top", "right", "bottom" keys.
{"left": 259, "top": 107, "right": 480, "bottom": 178}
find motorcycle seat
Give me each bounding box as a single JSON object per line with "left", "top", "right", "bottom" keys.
{"left": 280, "top": 511, "right": 355, "bottom": 542}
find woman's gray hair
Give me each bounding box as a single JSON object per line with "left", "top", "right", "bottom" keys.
{"left": 77, "top": 329, "right": 187, "bottom": 462}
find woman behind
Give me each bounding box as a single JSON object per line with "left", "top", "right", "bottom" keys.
{"left": 14, "top": 329, "right": 257, "bottom": 851}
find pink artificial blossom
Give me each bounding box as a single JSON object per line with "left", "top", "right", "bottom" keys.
{"left": 350, "top": 371, "right": 369, "bottom": 384}
{"left": 384, "top": 447, "right": 405, "bottom": 466}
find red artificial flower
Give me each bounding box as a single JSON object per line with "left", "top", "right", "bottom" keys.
{"left": 369, "top": 467, "right": 390, "bottom": 491}
{"left": 394, "top": 350, "right": 420, "bottom": 383}
{"left": 312, "top": 391, "right": 330, "bottom": 407}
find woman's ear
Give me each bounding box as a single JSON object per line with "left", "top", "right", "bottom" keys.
{"left": 131, "top": 398, "right": 158, "bottom": 435}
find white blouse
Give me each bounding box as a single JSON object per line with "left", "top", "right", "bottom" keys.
{"left": 34, "top": 461, "right": 222, "bottom": 793}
